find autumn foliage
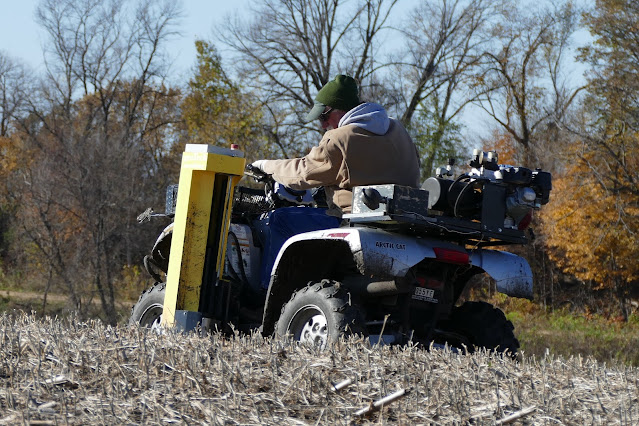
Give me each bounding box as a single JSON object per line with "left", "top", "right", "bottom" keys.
{"left": 541, "top": 152, "right": 639, "bottom": 288}
{"left": 181, "top": 41, "right": 267, "bottom": 160}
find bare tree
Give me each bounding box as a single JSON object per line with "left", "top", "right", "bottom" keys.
{"left": 392, "top": 0, "right": 506, "bottom": 176}
{"left": 217, "top": 0, "right": 510, "bottom": 171}
{"left": 0, "top": 53, "right": 30, "bottom": 137}
{"left": 397, "top": 0, "right": 503, "bottom": 125}
{"left": 218, "top": 0, "right": 400, "bottom": 157}
{"left": 472, "top": 1, "right": 583, "bottom": 165}
{"left": 8, "top": 0, "right": 184, "bottom": 324}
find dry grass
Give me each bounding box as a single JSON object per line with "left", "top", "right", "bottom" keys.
{"left": 0, "top": 312, "right": 637, "bottom": 425}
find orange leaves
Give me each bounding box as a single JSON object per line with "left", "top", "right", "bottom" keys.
{"left": 541, "top": 159, "right": 639, "bottom": 289}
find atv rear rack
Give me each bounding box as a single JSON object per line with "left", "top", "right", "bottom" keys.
{"left": 346, "top": 211, "right": 529, "bottom": 246}
{"left": 344, "top": 184, "right": 530, "bottom": 247}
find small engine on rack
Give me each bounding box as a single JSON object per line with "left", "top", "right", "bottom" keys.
{"left": 347, "top": 148, "right": 552, "bottom": 246}
{"left": 421, "top": 149, "right": 552, "bottom": 232}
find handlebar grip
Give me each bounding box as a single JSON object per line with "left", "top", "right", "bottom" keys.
{"left": 245, "top": 164, "right": 270, "bottom": 183}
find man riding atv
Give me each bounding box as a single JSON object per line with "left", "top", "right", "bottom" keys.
{"left": 251, "top": 74, "right": 421, "bottom": 217}
{"left": 131, "top": 75, "right": 551, "bottom": 355}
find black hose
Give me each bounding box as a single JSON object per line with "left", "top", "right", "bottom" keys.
{"left": 447, "top": 173, "right": 472, "bottom": 217}
{"left": 143, "top": 255, "right": 164, "bottom": 283}
{"left": 227, "top": 230, "right": 250, "bottom": 288}
{"left": 226, "top": 256, "right": 240, "bottom": 282}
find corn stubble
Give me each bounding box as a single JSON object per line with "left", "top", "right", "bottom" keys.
{"left": 0, "top": 313, "right": 637, "bottom": 425}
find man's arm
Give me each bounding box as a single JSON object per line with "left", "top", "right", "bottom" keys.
{"left": 260, "top": 137, "right": 343, "bottom": 190}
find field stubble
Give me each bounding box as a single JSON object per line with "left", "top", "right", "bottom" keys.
{"left": 0, "top": 313, "right": 637, "bottom": 425}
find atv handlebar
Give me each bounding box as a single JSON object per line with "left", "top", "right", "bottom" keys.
{"left": 244, "top": 164, "right": 270, "bottom": 183}
{"left": 244, "top": 164, "right": 319, "bottom": 208}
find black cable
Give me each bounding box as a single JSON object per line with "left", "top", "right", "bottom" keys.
{"left": 453, "top": 179, "right": 482, "bottom": 218}
{"left": 143, "top": 255, "right": 164, "bottom": 283}
{"left": 226, "top": 255, "right": 240, "bottom": 282}
{"left": 447, "top": 173, "right": 472, "bottom": 217}
{"left": 448, "top": 173, "right": 471, "bottom": 198}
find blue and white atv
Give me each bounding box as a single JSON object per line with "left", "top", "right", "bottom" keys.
{"left": 130, "top": 149, "right": 551, "bottom": 355}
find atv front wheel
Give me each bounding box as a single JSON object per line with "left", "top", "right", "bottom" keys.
{"left": 129, "top": 282, "right": 166, "bottom": 331}
{"left": 276, "top": 280, "right": 366, "bottom": 348}
{"left": 449, "top": 301, "right": 519, "bottom": 356}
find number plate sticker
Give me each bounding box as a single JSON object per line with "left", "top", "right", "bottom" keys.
{"left": 412, "top": 287, "right": 438, "bottom": 303}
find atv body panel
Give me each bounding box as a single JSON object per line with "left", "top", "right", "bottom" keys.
{"left": 269, "top": 227, "right": 532, "bottom": 297}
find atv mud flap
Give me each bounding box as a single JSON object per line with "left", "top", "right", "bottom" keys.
{"left": 469, "top": 250, "right": 533, "bottom": 299}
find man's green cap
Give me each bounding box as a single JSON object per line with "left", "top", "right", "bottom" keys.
{"left": 305, "top": 75, "right": 360, "bottom": 122}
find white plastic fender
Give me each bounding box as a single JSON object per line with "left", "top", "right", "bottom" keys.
{"left": 469, "top": 250, "right": 533, "bottom": 299}
{"left": 271, "top": 227, "right": 534, "bottom": 299}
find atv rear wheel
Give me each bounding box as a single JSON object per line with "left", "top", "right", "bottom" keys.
{"left": 449, "top": 301, "right": 519, "bottom": 356}
{"left": 129, "top": 282, "right": 166, "bottom": 331}
{"left": 276, "top": 280, "right": 366, "bottom": 348}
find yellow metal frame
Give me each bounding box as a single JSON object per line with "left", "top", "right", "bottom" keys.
{"left": 162, "top": 144, "right": 245, "bottom": 327}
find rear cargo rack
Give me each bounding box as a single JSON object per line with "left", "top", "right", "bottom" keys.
{"left": 344, "top": 184, "right": 529, "bottom": 247}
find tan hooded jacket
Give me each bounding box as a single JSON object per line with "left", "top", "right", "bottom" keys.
{"left": 261, "top": 108, "right": 421, "bottom": 215}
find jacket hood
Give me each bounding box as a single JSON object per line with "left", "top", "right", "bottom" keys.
{"left": 339, "top": 102, "right": 390, "bottom": 135}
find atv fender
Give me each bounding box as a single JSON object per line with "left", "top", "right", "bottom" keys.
{"left": 468, "top": 250, "right": 533, "bottom": 299}
{"left": 261, "top": 227, "right": 533, "bottom": 335}
{"left": 153, "top": 222, "right": 174, "bottom": 253}
{"left": 147, "top": 222, "right": 174, "bottom": 274}
{"left": 270, "top": 227, "right": 468, "bottom": 279}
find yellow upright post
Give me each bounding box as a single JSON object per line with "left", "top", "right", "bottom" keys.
{"left": 162, "top": 144, "right": 246, "bottom": 330}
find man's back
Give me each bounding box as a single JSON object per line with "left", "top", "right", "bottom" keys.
{"left": 322, "top": 119, "right": 421, "bottom": 212}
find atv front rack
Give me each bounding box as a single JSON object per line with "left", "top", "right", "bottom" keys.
{"left": 233, "top": 186, "right": 270, "bottom": 216}
{"left": 163, "top": 184, "right": 271, "bottom": 219}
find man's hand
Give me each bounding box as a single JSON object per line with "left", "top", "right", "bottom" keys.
{"left": 251, "top": 160, "right": 267, "bottom": 171}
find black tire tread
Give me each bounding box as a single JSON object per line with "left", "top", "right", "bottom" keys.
{"left": 450, "top": 301, "right": 519, "bottom": 355}
{"left": 276, "top": 279, "right": 366, "bottom": 342}
{"left": 129, "top": 282, "right": 166, "bottom": 327}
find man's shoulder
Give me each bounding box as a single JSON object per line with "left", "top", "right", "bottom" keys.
{"left": 326, "top": 120, "right": 410, "bottom": 142}
{"left": 330, "top": 124, "right": 388, "bottom": 139}
{"left": 387, "top": 117, "right": 408, "bottom": 132}
{"left": 326, "top": 124, "right": 359, "bottom": 136}
{"left": 321, "top": 125, "right": 360, "bottom": 146}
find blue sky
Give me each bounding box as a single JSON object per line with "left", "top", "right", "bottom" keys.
{"left": 0, "top": 0, "right": 246, "bottom": 79}
{"left": 1, "top": 0, "right": 590, "bottom": 140}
